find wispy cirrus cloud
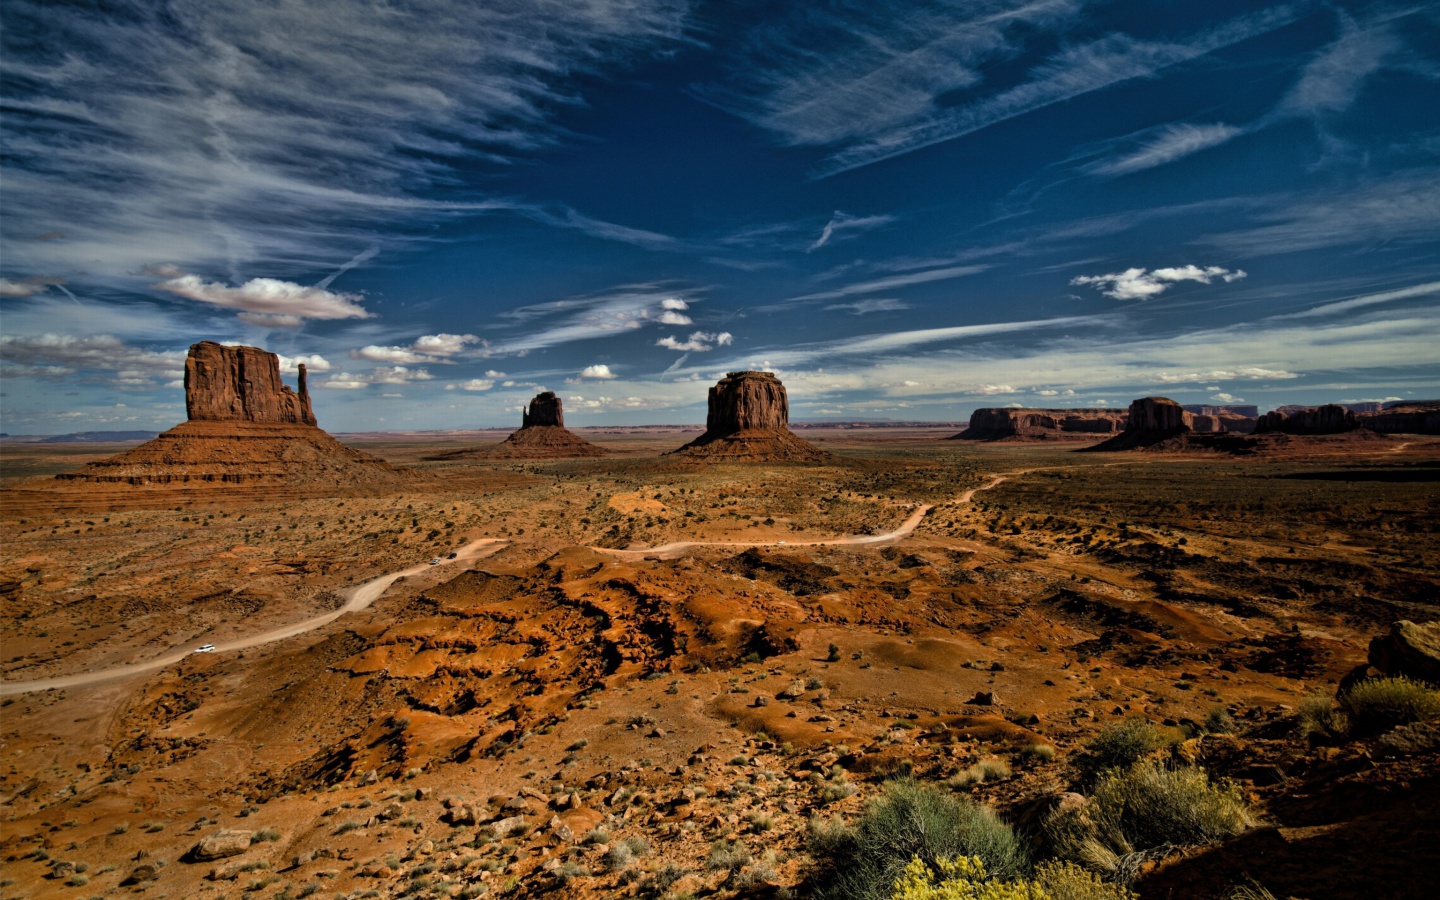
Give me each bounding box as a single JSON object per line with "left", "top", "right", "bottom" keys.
{"left": 826, "top": 298, "right": 911, "bottom": 315}
{"left": 656, "top": 331, "right": 733, "bottom": 352}
{"left": 493, "top": 288, "right": 705, "bottom": 354}
{"left": 779, "top": 264, "right": 989, "bottom": 306}
{"left": 1085, "top": 123, "right": 1245, "bottom": 176}
{"left": 704, "top": 2, "right": 1301, "bottom": 177}
{"left": 0, "top": 0, "right": 690, "bottom": 283}
{"left": 807, "top": 212, "right": 896, "bottom": 251}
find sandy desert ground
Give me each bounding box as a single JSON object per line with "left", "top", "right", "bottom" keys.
{"left": 2, "top": 428, "right": 1438, "bottom": 900}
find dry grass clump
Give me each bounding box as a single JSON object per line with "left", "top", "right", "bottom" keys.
{"left": 809, "top": 780, "right": 1028, "bottom": 900}
{"left": 887, "top": 855, "right": 1135, "bottom": 900}
{"left": 1339, "top": 676, "right": 1440, "bottom": 735}
{"left": 947, "top": 758, "right": 1011, "bottom": 788}
{"left": 1071, "top": 719, "right": 1168, "bottom": 787}
{"left": 1046, "top": 761, "right": 1255, "bottom": 881}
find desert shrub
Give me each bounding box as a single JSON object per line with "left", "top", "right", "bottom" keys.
{"left": 1339, "top": 676, "right": 1440, "bottom": 735}
{"left": 707, "top": 839, "right": 751, "bottom": 873}
{"left": 887, "top": 855, "right": 1135, "bottom": 900}
{"left": 1201, "top": 708, "right": 1237, "bottom": 735}
{"left": 1021, "top": 744, "right": 1056, "bottom": 763}
{"left": 1072, "top": 719, "right": 1167, "bottom": 786}
{"left": 1295, "top": 694, "right": 1348, "bottom": 742}
{"left": 604, "top": 843, "right": 633, "bottom": 872}
{"left": 948, "top": 759, "right": 1010, "bottom": 788}
{"left": 810, "top": 780, "right": 1028, "bottom": 900}
{"left": 556, "top": 861, "right": 588, "bottom": 883}
{"left": 251, "top": 826, "right": 281, "bottom": 842}
{"left": 1047, "top": 761, "right": 1254, "bottom": 880}
{"left": 623, "top": 835, "right": 650, "bottom": 857}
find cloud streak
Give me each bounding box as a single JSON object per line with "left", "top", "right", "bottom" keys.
{"left": 1072, "top": 265, "right": 1246, "bottom": 300}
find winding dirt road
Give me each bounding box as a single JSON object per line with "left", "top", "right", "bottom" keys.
{"left": 0, "top": 538, "right": 508, "bottom": 696}
{"left": 1, "top": 473, "right": 1018, "bottom": 695}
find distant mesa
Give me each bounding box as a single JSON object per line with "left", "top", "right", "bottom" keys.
{"left": 951, "top": 408, "right": 1125, "bottom": 442}
{"left": 1255, "top": 404, "right": 1359, "bottom": 436}
{"left": 1359, "top": 400, "right": 1440, "bottom": 435}
{"left": 1083, "top": 397, "right": 1193, "bottom": 451}
{"left": 426, "top": 391, "right": 607, "bottom": 460}
{"left": 57, "top": 341, "right": 407, "bottom": 486}
{"left": 672, "top": 371, "right": 827, "bottom": 462}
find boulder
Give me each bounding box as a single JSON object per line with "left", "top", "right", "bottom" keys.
{"left": 189, "top": 828, "right": 253, "bottom": 862}
{"left": 185, "top": 341, "right": 315, "bottom": 425}
{"left": 1368, "top": 620, "right": 1440, "bottom": 685}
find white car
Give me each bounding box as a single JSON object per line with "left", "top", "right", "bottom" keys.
{"left": 195, "top": 644, "right": 215, "bottom": 653}
{"left": 429, "top": 557, "right": 443, "bottom": 565}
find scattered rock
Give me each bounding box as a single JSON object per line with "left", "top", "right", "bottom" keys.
{"left": 966, "top": 691, "right": 999, "bottom": 706}
{"left": 121, "top": 864, "right": 160, "bottom": 885}
{"left": 188, "top": 828, "right": 253, "bottom": 862}
{"left": 1368, "top": 620, "right": 1440, "bottom": 685}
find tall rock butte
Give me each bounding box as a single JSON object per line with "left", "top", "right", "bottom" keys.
{"left": 1085, "top": 397, "right": 1193, "bottom": 451}
{"left": 427, "top": 391, "right": 605, "bottom": 459}
{"left": 673, "top": 371, "right": 826, "bottom": 461}
{"left": 58, "top": 342, "right": 405, "bottom": 486}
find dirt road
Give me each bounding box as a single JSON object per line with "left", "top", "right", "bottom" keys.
{"left": 0, "top": 538, "right": 507, "bottom": 696}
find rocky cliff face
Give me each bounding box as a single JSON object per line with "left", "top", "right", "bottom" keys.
{"left": 1359, "top": 401, "right": 1440, "bottom": 435}
{"left": 1084, "top": 397, "right": 1192, "bottom": 451}
{"left": 675, "top": 372, "right": 825, "bottom": 461}
{"left": 184, "top": 341, "right": 316, "bottom": 426}
{"left": 1255, "top": 404, "right": 1358, "bottom": 435}
{"left": 521, "top": 392, "right": 564, "bottom": 428}
{"left": 952, "top": 408, "right": 1124, "bottom": 441}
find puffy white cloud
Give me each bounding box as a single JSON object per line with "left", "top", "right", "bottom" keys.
{"left": 659, "top": 309, "right": 694, "bottom": 325}
{"left": 320, "top": 366, "right": 432, "bottom": 389}
{"left": 411, "top": 333, "right": 480, "bottom": 356}
{"left": 444, "top": 379, "right": 495, "bottom": 391}
{"left": 656, "top": 331, "right": 734, "bottom": 352}
{"left": 1071, "top": 265, "right": 1246, "bottom": 300}
{"left": 1211, "top": 392, "right": 1244, "bottom": 403}
{"left": 0, "top": 277, "right": 57, "bottom": 298}
{"left": 576, "top": 364, "right": 617, "bottom": 380}
{"left": 1152, "top": 367, "right": 1297, "bottom": 383}
{"left": 276, "top": 353, "right": 333, "bottom": 374}
{"left": 351, "top": 333, "right": 481, "bottom": 364}
{"left": 661, "top": 298, "right": 690, "bottom": 311}
{"left": 485, "top": 369, "right": 507, "bottom": 378}
{"left": 155, "top": 274, "right": 371, "bottom": 320}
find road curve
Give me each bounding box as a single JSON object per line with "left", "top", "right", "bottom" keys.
{"left": 0, "top": 473, "right": 1019, "bottom": 695}
{"left": 0, "top": 538, "right": 508, "bottom": 696}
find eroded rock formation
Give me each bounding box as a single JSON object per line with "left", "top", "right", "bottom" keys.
{"left": 521, "top": 392, "right": 564, "bottom": 428}
{"left": 58, "top": 342, "right": 407, "bottom": 486}
{"left": 1357, "top": 401, "right": 1440, "bottom": 435}
{"left": 1084, "top": 397, "right": 1193, "bottom": 451}
{"left": 185, "top": 341, "right": 315, "bottom": 426}
{"left": 674, "top": 371, "right": 826, "bottom": 461}
{"left": 951, "top": 408, "right": 1125, "bottom": 441}
{"left": 1255, "top": 404, "right": 1358, "bottom": 435}
{"left": 427, "top": 391, "right": 605, "bottom": 459}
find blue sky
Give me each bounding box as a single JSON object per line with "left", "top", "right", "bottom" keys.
{"left": 3, "top": 0, "right": 1438, "bottom": 433}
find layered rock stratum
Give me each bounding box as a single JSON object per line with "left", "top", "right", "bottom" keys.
{"left": 1255, "top": 404, "right": 1359, "bottom": 435}
{"left": 951, "top": 408, "right": 1124, "bottom": 441}
{"left": 1085, "top": 397, "right": 1193, "bottom": 451}
{"left": 673, "top": 371, "right": 827, "bottom": 461}
{"left": 58, "top": 342, "right": 406, "bottom": 486}
{"left": 1359, "top": 400, "right": 1440, "bottom": 435}
{"left": 427, "top": 392, "right": 606, "bottom": 460}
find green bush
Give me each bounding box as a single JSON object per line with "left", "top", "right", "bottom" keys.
{"left": 888, "top": 856, "right": 1134, "bottom": 900}
{"left": 1072, "top": 719, "right": 1167, "bottom": 786}
{"left": 1294, "top": 694, "right": 1348, "bottom": 742}
{"left": 1339, "top": 676, "right": 1440, "bottom": 735}
{"left": 1047, "top": 761, "right": 1255, "bottom": 880}
{"left": 810, "top": 780, "right": 1029, "bottom": 900}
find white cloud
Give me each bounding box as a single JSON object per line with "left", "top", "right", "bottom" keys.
{"left": 578, "top": 364, "right": 617, "bottom": 380}
{"left": 1087, "top": 123, "right": 1243, "bottom": 176}
{"left": 659, "top": 309, "right": 694, "bottom": 325}
{"left": 0, "top": 277, "right": 58, "bottom": 298}
{"left": 825, "top": 298, "right": 910, "bottom": 315}
{"left": 1283, "top": 281, "right": 1440, "bottom": 320}
{"left": 1276, "top": 20, "right": 1398, "bottom": 119}
{"left": 1071, "top": 265, "right": 1246, "bottom": 300}
{"left": 781, "top": 264, "right": 988, "bottom": 305}
{"left": 656, "top": 331, "right": 734, "bottom": 352}
{"left": 492, "top": 289, "right": 705, "bottom": 353}
{"left": 320, "top": 366, "right": 432, "bottom": 389}
{"left": 155, "top": 274, "right": 370, "bottom": 320}
{"left": 238, "top": 313, "right": 304, "bottom": 329}
{"left": 1211, "top": 392, "right": 1244, "bottom": 403}
{"left": 276, "top": 353, "right": 333, "bottom": 374}
{"left": 808, "top": 212, "right": 896, "bottom": 251}
{"left": 2, "top": 1, "right": 690, "bottom": 283}
{"left": 351, "top": 333, "right": 481, "bottom": 364}
{"left": 1152, "top": 367, "right": 1297, "bottom": 383}
{"left": 445, "top": 379, "right": 495, "bottom": 391}
{"left": 0, "top": 333, "right": 184, "bottom": 387}
{"left": 1207, "top": 174, "right": 1440, "bottom": 256}
{"left": 661, "top": 298, "right": 690, "bottom": 311}
{"left": 485, "top": 369, "right": 507, "bottom": 378}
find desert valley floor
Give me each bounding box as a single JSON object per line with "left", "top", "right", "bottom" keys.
{"left": 2, "top": 428, "right": 1438, "bottom": 900}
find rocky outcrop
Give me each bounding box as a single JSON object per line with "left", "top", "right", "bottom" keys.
{"left": 188, "top": 829, "right": 253, "bottom": 862}
{"left": 951, "top": 408, "right": 1124, "bottom": 441}
{"left": 185, "top": 341, "right": 315, "bottom": 425}
{"left": 426, "top": 392, "right": 605, "bottom": 459}
{"left": 1368, "top": 620, "right": 1440, "bottom": 685}
{"left": 1255, "top": 404, "right": 1358, "bottom": 435}
{"left": 57, "top": 341, "right": 409, "bottom": 487}
{"left": 1183, "top": 404, "right": 1259, "bottom": 418}
{"left": 1084, "top": 397, "right": 1192, "bottom": 451}
{"left": 521, "top": 392, "right": 564, "bottom": 428}
{"left": 673, "top": 372, "right": 826, "bottom": 461}
{"left": 1359, "top": 401, "right": 1440, "bottom": 435}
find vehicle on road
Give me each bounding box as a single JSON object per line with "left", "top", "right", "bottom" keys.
{"left": 429, "top": 557, "right": 443, "bottom": 565}
{"left": 195, "top": 644, "right": 215, "bottom": 653}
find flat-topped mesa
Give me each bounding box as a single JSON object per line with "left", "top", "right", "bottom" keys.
{"left": 185, "top": 341, "right": 316, "bottom": 426}
{"left": 1255, "top": 404, "right": 1359, "bottom": 435}
{"left": 951, "top": 408, "right": 1124, "bottom": 441}
{"left": 674, "top": 371, "right": 827, "bottom": 461}
{"left": 520, "top": 391, "right": 564, "bottom": 428}
{"left": 1084, "top": 396, "right": 1193, "bottom": 451}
